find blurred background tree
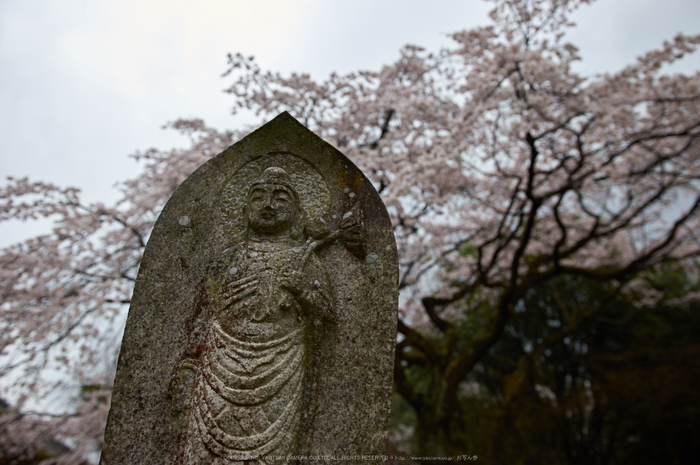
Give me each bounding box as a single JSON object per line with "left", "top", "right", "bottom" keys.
{"left": 2, "top": 0, "right": 700, "bottom": 463}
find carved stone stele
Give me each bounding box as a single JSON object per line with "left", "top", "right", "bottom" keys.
{"left": 100, "top": 113, "right": 398, "bottom": 464}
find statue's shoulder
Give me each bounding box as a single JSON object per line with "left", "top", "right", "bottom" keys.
{"left": 209, "top": 242, "right": 247, "bottom": 272}
{"left": 302, "top": 242, "right": 330, "bottom": 274}
{"left": 220, "top": 242, "right": 247, "bottom": 257}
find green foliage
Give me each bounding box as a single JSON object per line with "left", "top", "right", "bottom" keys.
{"left": 392, "top": 263, "right": 700, "bottom": 463}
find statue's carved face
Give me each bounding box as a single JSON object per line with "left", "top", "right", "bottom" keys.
{"left": 246, "top": 183, "right": 298, "bottom": 235}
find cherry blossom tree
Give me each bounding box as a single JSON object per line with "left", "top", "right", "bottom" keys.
{"left": 2, "top": 0, "right": 700, "bottom": 462}
{"left": 0, "top": 122, "right": 236, "bottom": 461}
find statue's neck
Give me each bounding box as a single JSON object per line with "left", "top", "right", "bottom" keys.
{"left": 247, "top": 230, "right": 292, "bottom": 244}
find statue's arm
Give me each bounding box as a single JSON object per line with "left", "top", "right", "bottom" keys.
{"left": 168, "top": 273, "right": 210, "bottom": 408}
{"left": 281, "top": 254, "right": 333, "bottom": 319}
{"left": 183, "top": 274, "right": 212, "bottom": 360}
{"left": 305, "top": 261, "right": 334, "bottom": 319}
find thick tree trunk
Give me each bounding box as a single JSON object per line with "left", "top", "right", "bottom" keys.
{"left": 414, "top": 407, "right": 446, "bottom": 460}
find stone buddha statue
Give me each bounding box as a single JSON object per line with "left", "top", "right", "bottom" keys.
{"left": 179, "top": 167, "right": 333, "bottom": 464}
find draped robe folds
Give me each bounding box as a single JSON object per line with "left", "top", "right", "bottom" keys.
{"left": 181, "top": 239, "right": 333, "bottom": 464}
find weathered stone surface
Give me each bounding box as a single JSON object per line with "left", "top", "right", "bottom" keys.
{"left": 100, "top": 112, "right": 398, "bottom": 464}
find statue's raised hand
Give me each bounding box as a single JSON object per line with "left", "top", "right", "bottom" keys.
{"left": 280, "top": 268, "right": 304, "bottom": 296}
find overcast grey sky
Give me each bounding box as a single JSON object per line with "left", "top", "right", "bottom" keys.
{"left": 1, "top": 0, "right": 699, "bottom": 246}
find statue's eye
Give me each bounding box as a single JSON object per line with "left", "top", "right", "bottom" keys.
{"left": 249, "top": 189, "right": 266, "bottom": 201}
{"left": 274, "top": 190, "right": 291, "bottom": 202}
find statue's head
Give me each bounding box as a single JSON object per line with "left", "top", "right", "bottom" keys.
{"left": 246, "top": 167, "right": 300, "bottom": 236}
